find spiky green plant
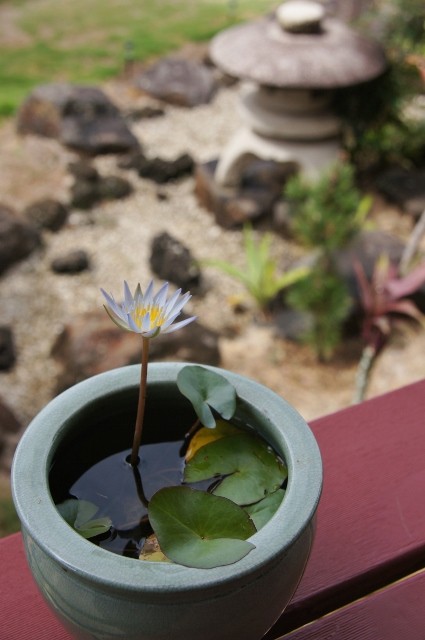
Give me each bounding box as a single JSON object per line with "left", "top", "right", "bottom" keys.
{"left": 206, "top": 225, "right": 310, "bottom": 313}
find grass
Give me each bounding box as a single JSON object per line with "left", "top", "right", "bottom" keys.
{"left": 0, "top": 0, "right": 277, "bottom": 117}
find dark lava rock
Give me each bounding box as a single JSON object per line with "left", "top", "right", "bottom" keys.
{"left": 134, "top": 57, "right": 217, "bottom": 107}
{"left": 68, "top": 160, "right": 100, "bottom": 182}
{"left": 137, "top": 153, "right": 194, "bottom": 184}
{"left": 51, "top": 249, "right": 91, "bottom": 274}
{"left": 0, "top": 204, "right": 41, "bottom": 275}
{"left": 98, "top": 175, "right": 133, "bottom": 200}
{"left": 69, "top": 161, "right": 133, "bottom": 209}
{"left": 17, "top": 83, "right": 140, "bottom": 155}
{"left": 376, "top": 167, "right": 425, "bottom": 218}
{"left": 0, "top": 326, "right": 16, "bottom": 370}
{"left": 23, "top": 198, "right": 68, "bottom": 232}
{"left": 150, "top": 232, "right": 202, "bottom": 292}
{"left": 195, "top": 159, "right": 294, "bottom": 228}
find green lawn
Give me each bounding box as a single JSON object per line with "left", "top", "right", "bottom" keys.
{"left": 0, "top": 0, "right": 277, "bottom": 117}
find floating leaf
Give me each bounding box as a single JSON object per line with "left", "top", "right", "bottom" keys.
{"left": 148, "top": 486, "right": 256, "bottom": 569}
{"left": 185, "top": 419, "right": 241, "bottom": 461}
{"left": 139, "top": 534, "right": 171, "bottom": 563}
{"left": 57, "top": 499, "right": 112, "bottom": 539}
{"left": 177, "top": 366, "right": 237, "bottom": 428}
{"left": 184, "top": 434, "right": 287, "bottom": 505}
{"left": 245, "top": 489, "right": 286, "bottom": 530}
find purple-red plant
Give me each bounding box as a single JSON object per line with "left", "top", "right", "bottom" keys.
{"left": 353, "top": 255, "right": 425, "bottom": 402}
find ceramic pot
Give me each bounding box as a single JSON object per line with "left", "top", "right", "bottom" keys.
{"left": 12, "top": 363, "right": 322, "bottom": 640}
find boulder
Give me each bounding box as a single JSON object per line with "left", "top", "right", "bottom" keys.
{"left": 17, "top": 83, "right": 140, "bottom": 155}
{"left": 134, "top": 57, "right": 217, "bottom": 107}
{"left": 51, "top": 310, "right": 221, "bottom": 393}
{"left": 0, "top": 204, "right": 41, "bottom": 275}
{"left": 150, "top": 232, "right": 202, "bottom": 291}
{"left": 23, "top": 198, "right": 68, "bottom": 232}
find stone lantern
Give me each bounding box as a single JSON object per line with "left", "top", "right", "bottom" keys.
{"left": 209, "top": 0, "right": 387, "bottom": 187}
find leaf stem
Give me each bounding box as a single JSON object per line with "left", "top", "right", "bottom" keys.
{"left": 130, "top": 337, "right": 150, "bottom": 467}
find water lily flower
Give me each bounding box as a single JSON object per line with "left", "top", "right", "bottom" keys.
{"left": 101, "top": 280, "right": 196, "bottom": 339}
{"left": 101, "top": 279, "right": 197, "bottom": 466}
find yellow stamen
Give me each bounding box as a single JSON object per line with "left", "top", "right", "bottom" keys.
{"left": 133, "top": 304, "right": 165, "bottom": 329}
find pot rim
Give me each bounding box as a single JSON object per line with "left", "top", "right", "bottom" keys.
{"left": 12, "top": 363, "right": 322, "bottom": 595}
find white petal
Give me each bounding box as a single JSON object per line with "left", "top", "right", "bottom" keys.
{"left": 127, "top": 313, "right": 141, "bottom": 333}
{"left": 164, "top": 288, "right": 182, "bottom": 314}
{"left": 166, "top": 293, "right": 191, "bottom": 319}
{"left": 101, "top": 289, "right": 127, "bottom": 322}
{"left": 153, "top": 282, "right": 169, "bottom": 308}
{"left": 162, "top": 308, "right": 183, "bottom": 329}
{"left": 134, "top": 283, "right": 144, "bottom": 306}
{"left": 162, "top": 315, "right": 197, "bottom": 334}
{"left": 143, "top": 281, "right": 154, "bottom": 306}
{"left": 124, "top": 281, "right": 135, "bottom": 312}
{"left": 103, "top": 305, "right": 131, "bottom": 331}
{"left": 141, "top": 312, "right": 152, "bottom": 332}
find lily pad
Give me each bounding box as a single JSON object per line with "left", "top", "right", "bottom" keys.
{"left": 148, "top": 486, "right": 256, "bottom": 569}
{"left": 57, "top": 499, "right": 112, "bottom": 539}
{"left": 245, "top": 489, "right": 286, "bottom": 530}
{"left": 185, "top": 419, "right": 241, "bottom": 461}
{"left": 184, "top": 434, "right": 287, "bottom": 505}
{"left": 177, "top": 366, "right": 237, "bottom": 428}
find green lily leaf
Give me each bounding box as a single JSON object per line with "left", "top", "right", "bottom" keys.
{"left": 184, "top": 434, "right": 287, "bottom": 505}
{"left": 245, "top": 489, "right": 286, "bottom": 530}
{"left": 177, "top": 365, "right": 237, "bottom": 428}
{"left": 57, "top": 499, "right": 112, "bottom": 539}
{"left": 148, "top": 486, "right": 256, "bottom": 569}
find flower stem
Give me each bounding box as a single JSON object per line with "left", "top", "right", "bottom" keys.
{"left": 353, "top": 344, "right": 376, "bottom": 404}
{"left": 130, "top": 337, "right": 150, "bottom": 467}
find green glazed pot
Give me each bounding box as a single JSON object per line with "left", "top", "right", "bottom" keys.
{"left": 12, "top": 363, "right": 322, "bottom": 640}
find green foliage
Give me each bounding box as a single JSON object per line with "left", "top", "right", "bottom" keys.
{"left": 206, "top": 225, "right": 310, "bottom": 311}
{"left": 148, "top": 487, "right": 256, "bottom": 569}
{"left": 284, "top": 163, "right": 367, "bottom": 359}
{"left": 335, "top": 0, "right": 425, "bottom": 172}
{"left": 285, "top": 163, "right": 370, "bottom": 253}
{"left": 335, "top": 65, "right": 425, "bottom": 172}
{"left": 0, "top": 0, "right": 277, "bottom": 117}
{"left": 373, "top": 0, "right": 425, "bottom": 56}
{"left": 177, "top": 366, "right": 237, "bottom": 429}
{"left": 184, "top": 433, "right": 287, "bottom": 505}
{"left": 57, "top": 499, "right": 112, "bottom": 539}
{"left": 286, "top": 264, "right": 352, "bottom": 362}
